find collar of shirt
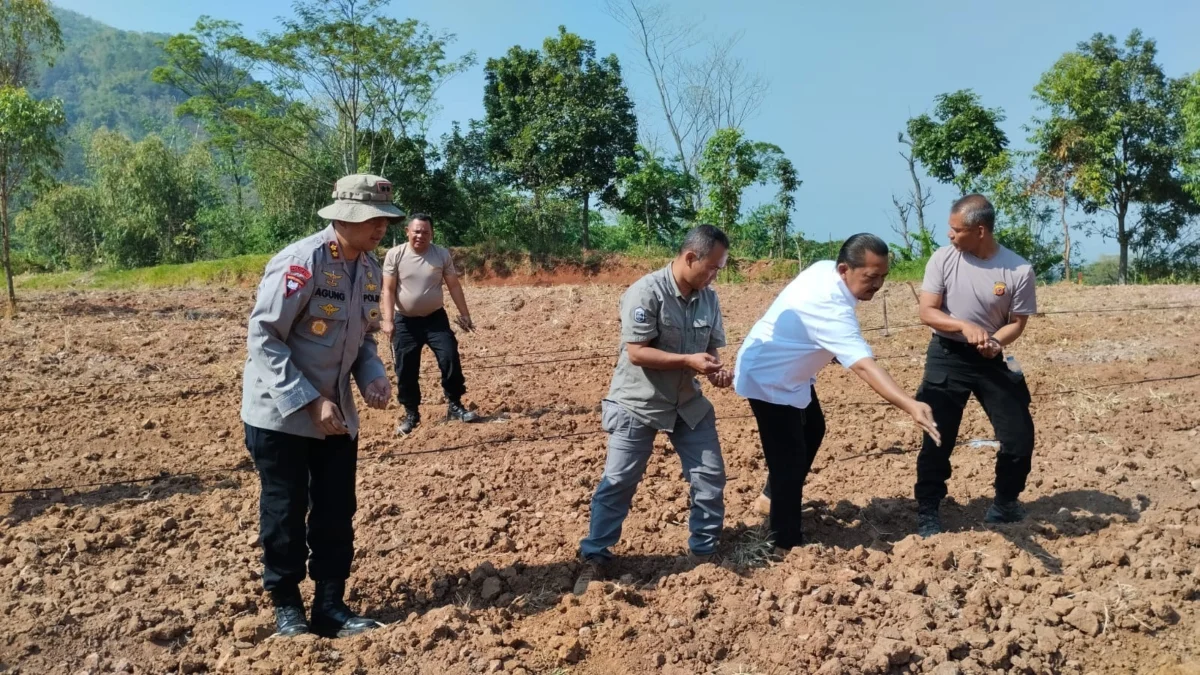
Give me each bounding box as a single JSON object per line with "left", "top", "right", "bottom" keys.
{"left": 662, "top": 263, "right": 695, "bottom": 303}
{"left": 830, "top": 263, "right": 859, "bottom": 308}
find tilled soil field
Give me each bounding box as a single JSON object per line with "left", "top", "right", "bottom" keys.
{"left": 1, "top": 280, "right": 1199, "bottom": 675}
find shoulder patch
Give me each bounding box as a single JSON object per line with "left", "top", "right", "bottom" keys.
{"left": 633, "top": 307, "right": 647, "bottom": 323}
{"left": 289, "top": 265, "right": 312, "bottom": 280}
{"left": 284, "top": 273, "right": 307, "bottom": 298}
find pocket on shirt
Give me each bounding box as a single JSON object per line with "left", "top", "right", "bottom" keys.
{"left": 296, "top": 299, "right": 348, "bottom": 346}
{"left": 692, "top": 317, "right": 713, "bottom": 351}
{"left": 656, "top": 317, "right": 683, "bottom": 352}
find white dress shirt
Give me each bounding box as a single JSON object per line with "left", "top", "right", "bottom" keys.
{"left": 733, "top": 260, "right": 874, "bottom": 408}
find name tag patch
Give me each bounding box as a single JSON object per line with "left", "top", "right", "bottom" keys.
{"left": 314, "top": 287, "right": 346, "bottom": 301}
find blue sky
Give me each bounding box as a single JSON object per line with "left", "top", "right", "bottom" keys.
{"left": 55, "top": 0, "right": 1200, "bottom": 258}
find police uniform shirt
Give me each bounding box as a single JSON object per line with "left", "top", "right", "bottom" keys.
{"left": 605, "top": 264, "right": 726, "bottom": 431}
{"left": 922, "top": 244, "right": 1037, "bottom": 341}
{"left": 241, "top": 225, "right": 386, "bottom": 439}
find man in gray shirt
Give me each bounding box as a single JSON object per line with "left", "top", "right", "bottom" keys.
{"left": 914, "top": 194, "right": 1038, "bottom": 537}
{"left": 241, "top": 174, "right": 398, "bottom": 638}
{"left": 575, "top": 225, "right": 733, "bottom": 594}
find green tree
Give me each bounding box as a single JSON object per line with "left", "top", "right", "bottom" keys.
{"left": 153, "top": 17, "right": 258, "bottom": 221}
{"left": 907, "top": 89, "right": 1008, "bottom": 195}
{"left": 483, "top": 26, "right": 637, "bottom": 249}
{"left": 1033, "top": 30, "right": 1191, "bottom": 284}
{"left": 0, "top": 87, "right": 64, "bottom": 309}
{"left": 695, "top": 127, "right": 781, "bottom": 232}
{"left": 0, "top": 0, "right": 63, "bottom": 87}
{"left": 602, "top": 145, "right": 695, "bottom": 245}
{"left": 15, "top": 183, "right": 103, "bottom": 269}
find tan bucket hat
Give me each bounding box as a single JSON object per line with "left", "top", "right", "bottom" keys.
{"left": 317, "top": 174, "right": 406, "bottom": 223}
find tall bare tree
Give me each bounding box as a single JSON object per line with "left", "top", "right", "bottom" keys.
{"left": 898, "top": 131, "right": 934, "bottom": 256}
{"left": 888, "top": 194, "right": 916, "bottom": 258}
{"left": 605, "top": 0, "right": 767, "bottom": 210}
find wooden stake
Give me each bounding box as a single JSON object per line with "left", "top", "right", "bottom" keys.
{"left": 883, "top": 297, "right": 891, "bottom": 337}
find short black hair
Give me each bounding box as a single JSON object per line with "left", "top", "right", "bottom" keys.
{"left": 408, "top": 213, "right": 433, "bottom": 228}
{"left": 680, "top": 224, "right": 729, "bottom": 259}
{"left": 836, "top": 233, "right": 889, "bottom": 268}
{"left": 950, "top": 194, "right": 995, "bottom": 231}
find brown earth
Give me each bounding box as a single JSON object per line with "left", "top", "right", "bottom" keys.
{"left": 1, "top": 280, "right": 1199, "bottom": 675}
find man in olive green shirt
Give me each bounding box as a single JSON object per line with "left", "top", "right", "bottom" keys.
{"left": 575, "top": 225, "right": 733, "bottom": 594}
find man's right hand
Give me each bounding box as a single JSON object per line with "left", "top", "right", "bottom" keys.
{"left": 906, "top": 400, "right": 941, "bottom": 446}
{"left": 684, "top": 352, "right": 723, "bottom": 375}
{"left": 380, "top": 320, "right": 394, "bottom": 338}
{"left": 307, "top": 396, "right": 349, "bottom": 436}
{"left": 959, "top": 321, "right": 990, "bottom": 347}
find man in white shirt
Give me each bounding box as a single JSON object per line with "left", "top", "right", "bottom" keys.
{"left": 733, "top": 234, "right": 940, "bottom": 550}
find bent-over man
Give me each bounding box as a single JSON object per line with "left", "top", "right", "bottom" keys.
{"left": 575, "top": 225, "right": 734, "bottom": 594}
{"left": 915, "top": 194, "right": 1038, "bottom": 537}
{"left": 734, "top": 234, "right": 939, "bottom": 549}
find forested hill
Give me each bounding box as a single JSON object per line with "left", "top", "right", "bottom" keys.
{"left": 30, "top": 7, "right": 187, "bottom": 175}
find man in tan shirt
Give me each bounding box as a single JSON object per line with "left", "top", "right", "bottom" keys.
{"left": 381, "top": 214, "right": 479, "bottom": 435}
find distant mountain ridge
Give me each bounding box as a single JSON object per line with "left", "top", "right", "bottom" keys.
{"left": 32, "top": 6, "right": 189, "bottom": 170}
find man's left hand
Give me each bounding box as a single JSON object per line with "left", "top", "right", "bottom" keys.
{"left": 456, "top": 314, "right": 475, "bottom": 332}
{"left": 707, "top": 369, "right": 733, "bottom": 388}
{"left": 977, "top": 338, "right": 1002, "bottom": 359}
{"left": 363, "top": 377, "right": 391, "bottom": 410}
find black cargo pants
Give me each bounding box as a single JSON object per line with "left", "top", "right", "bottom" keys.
{"left": 391, "top": 308, "right": 466, "bottom": 410}
{"left": 244, "top": 424, "right": 358, "bottom": 593}
{"left": 914, "top": 336, "right": 1035, "bottom": 506}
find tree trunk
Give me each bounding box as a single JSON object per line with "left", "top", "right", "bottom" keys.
{"left": 581, "top": 192, "right": 590, "bottom": 250}
{"left": 1, "top": 189, "right": 15, "bottom": 314}
{"left": 644, "top": 201, "right": 651, "bottom": 245}
{"left": 1060, "top": 194, "right": 1071, "bottom": 283}
{"left": 1116, "top": 210, "right": 1128, "bottom": 285}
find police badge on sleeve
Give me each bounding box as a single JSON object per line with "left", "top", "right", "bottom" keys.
{"left": 633, "top": 307, "right": 646, "bottom": 323}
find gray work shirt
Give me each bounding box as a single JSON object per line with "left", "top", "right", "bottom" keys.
{"left": 922, "top": 244, "right": 1038, "bottom": 341}
{"left": 605, "top": 264, "right": 727, "bottom": 431}
{"left": 241, "top": 225, "right": 387, "bottom": 439}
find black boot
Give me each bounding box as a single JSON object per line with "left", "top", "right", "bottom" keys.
{"left": 395, "top": 407, "right": 419, "bottom": 436}
{"left": 917, "top": 502, "right": 943, "bottom": 538}
{"left": 269, "top": 586, "right": 310, "bottom": 637}
{"left": 446, "top": 400, "right": 480, "bottom": 423}
{"left": 310, "top": 580, "right": 382, "bottom": 638}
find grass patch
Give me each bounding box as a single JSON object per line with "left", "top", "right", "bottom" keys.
{"left": 16, "top": 254, "right": 272, "bottom": 291}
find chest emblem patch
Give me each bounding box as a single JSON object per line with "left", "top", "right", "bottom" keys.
{"left": 323, "top": 271, "right": 343, "bottom": 287}
{"left": 311, "top": 319, "right": 328, "bottom": 336}
{"left": 993, "top": 281, "right": 1007, "bottom": 296}
{"left": 366, "top": 283, "right": 378, "bottom": 292}
{"left": 368, "top": 307, "right": 380, "bottom": 321}
{"left": 319, "top": 303, "right": 341, "bottom": 317}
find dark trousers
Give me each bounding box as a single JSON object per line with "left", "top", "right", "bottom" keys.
{"left": 391, "top": 308, "right": 466, "bottom": 410}
{"left": 749, "top": 388, "right": 826, "bottom": 549}
{"left": 914, "top": 336, "right": 1035, "bottom": 506}
{"left": 244, "top": 424, "right": 358, "bottom": 593}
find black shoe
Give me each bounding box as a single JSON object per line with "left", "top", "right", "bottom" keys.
{"left": 446, "top": 400, "right": 480, "bottom": 423}
{"left": 269, "top": 587, "right": 310, "bottom": 637}
{"left": 985, "top": 499, "right": 1027, "bottom": 524}
{"left": 395, "top": 408, "right": 419, "bottom": 436}
{"left": 573, "top": 556, "right": 608, "bottom": 596}
{"left": 917, "top": 504, "right": 943, "bottom": 538}
{"left": 310, "top": 580, "right": 382, "bottom": 639}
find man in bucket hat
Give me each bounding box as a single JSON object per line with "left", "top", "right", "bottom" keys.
{"left": 241, "top": 174, "right": 401, "bottom": 638}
